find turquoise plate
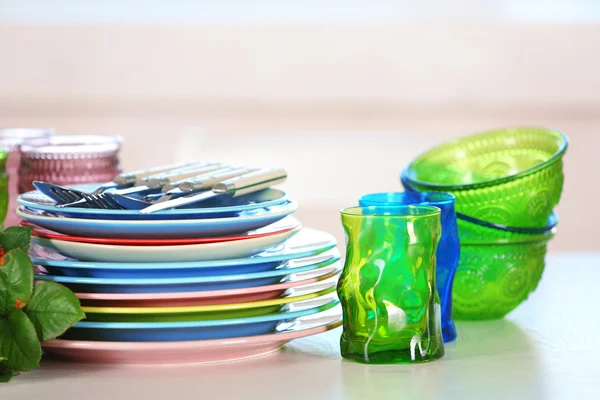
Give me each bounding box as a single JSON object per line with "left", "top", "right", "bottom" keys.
{"left": 18, "top": 184, "right": 290, "bottom": 220}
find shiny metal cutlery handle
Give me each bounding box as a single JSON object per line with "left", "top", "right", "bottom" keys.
{"left": 139, "top": 167, "right": 287, "bottom": 213}
{"left": 158, "top": 164, "right": 231, "bottom": 192}
{"left": 142, "top": 163, "right": 223, "bottom": 187}
{"left": 213, "top": 167, "right": 287, "bottom": 196}
{"left": 176, "top": 167, "right": 258, "bottom": 193}
{"left": 112, "top": 161, "right": 199, "bottom": 186}
{"left": 113, "top": 163, "right": 224, "bottom": 195}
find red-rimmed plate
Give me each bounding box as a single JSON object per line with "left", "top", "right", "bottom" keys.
{"left": 21, "top": 217, "right": 300, "bottom": 246}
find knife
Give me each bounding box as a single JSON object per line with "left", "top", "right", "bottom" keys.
{"left": 167, "top": 166, "right": 258, "bottom": 196}
{"left": 112, "top": 163, "right": 225, "bottom": 196}
{"left": 139, "top": 167, "right": 287, "bottom": 214}
{"left": 105, "top": 167, "right": 258, "bottom": 210}
{"left": 91, "top": 161, "right": 201, "bottom": 194}
{"left": 158, "top": 166, "right": 247, "bottom": 193}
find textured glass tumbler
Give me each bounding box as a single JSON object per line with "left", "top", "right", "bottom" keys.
{"left": 18, "top": 134, "right": 122, "bottom": 193}
{"left": 338, "top": 205, "right": 445, "bottom": 364}
{"left": 359, "top": 192, "right": 459, "bottom": 343}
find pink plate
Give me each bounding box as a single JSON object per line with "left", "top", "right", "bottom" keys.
{"left": 21, "top": 217, "right": 300, "bottom": 246}
{"left": 76, "top": 264, "right": 342, "bottom": 307}
{"left": 42, "top": 307, "right": 342, "bottom": 365}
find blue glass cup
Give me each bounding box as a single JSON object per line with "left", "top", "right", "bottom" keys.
{"left": 359, "top": 192, "right": 459, "bottom": 342}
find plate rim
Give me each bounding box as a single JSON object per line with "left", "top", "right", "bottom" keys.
{"left": 30, "top": 228, "right": 338, "bottom": 269}
{"left": 41, "top": 308, "right": 342, "bottom": 352}
{"left": 74, "top": 264, "right": 342, "bottom": 301}
{"left": 18, "top": 185, "right": 289, "bottom": 216}
{"left": 71, "top": 298, "right": 340, "bottom": 329}
{"left": 34, "top": 225, "right": 301, "bottom": 254}
{"left": 23, "top": 217, "right": 300, "bottom": 245}
{"left": 34, "top": 254, "right": 341, "bottom": 284}
{"left": 81, "top": 282, "right": 337, "bottom": 315}
{"left": 17, "top": 200, "right": 298, "bottom": 226}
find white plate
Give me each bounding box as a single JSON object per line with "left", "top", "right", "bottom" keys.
{"left": 33, "top": 225, "right": 301, "bottom": 262}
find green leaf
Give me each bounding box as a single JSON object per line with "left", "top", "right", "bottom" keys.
{"left": 25, "top": 281, "right": 85, "bottom": 341}
{"left": 0, "top": 226, "right": 33, "bottom": 252}
{"left": 0, "top": 249, "right": 34, "bottom": 315}
{"left": 0, "top": 358, "right": 19, "bottom": 383}
{"left": 0, "top": 310, "right": 42, "bottom": 371}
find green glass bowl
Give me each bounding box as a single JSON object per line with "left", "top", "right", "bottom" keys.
{"left": 403, "top": 127, "right": 568, "bottom": 228}
{"left": 452, "top": 230, "right": 555, "bottom": 320}
{"left": 457, "top": 212, "right": 558, "bottom": 242}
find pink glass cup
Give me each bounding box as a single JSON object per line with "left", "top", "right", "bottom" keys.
{"left": 18, "top": 134, "right": 123, "bottom": 193}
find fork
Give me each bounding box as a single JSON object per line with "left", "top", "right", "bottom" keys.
{"left": 32, "top": 181, "right": 126, "bottom": 209}
{"left": 33, "top": 182, "right": 91, "bottom": 206}
{"left": 33, "top": 183, "right": 109, "bottom": 209}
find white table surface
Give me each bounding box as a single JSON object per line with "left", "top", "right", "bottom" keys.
{"left": 3, "top": 253, "right": 599, "bottom": 400}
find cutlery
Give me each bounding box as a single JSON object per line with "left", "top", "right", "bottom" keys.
{"left": 112, "top": 163, "right": 225, "bottom": 196}
{"left": 32, "top": 182, "right": 125, "bottom": 209}
{"left": 106, "top": 167, "right": 259, "bottom": 210}
{"left": 159, "top": 166, "right": 247, "bottom": 193}
{"left": 54, "top": 163, "right": 225, "bottom": 208}
{"left": 170, "top": 167, "right": 258, "bottom": 195}
{"left": 139, "top": 168, "right": 287, "bottom": 214}
{"left": 34, "top": 162, "right": 216, "bottom": 206}
{"left": 91, "top": 161, "right": 200, "bottom": 194}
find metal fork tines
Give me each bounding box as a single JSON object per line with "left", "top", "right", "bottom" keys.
{"left": 84, "top": 193, "right": 125, "bottom": 210}
{"left": 45, "top": 185, "right": 93, "bottom": 207}
{"left": 59, "top": 192, "right": 125, "bottom": 210}
{"left": 35, "top": 182, "right": 124, "bottom": 209}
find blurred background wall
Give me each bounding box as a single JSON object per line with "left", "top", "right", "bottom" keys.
{"left": 1, "top": 0, "right": 598, "bottom": 251}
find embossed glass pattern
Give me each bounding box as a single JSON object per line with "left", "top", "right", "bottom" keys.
{"left": 359, "top": 192, "right": 459, "bottom": 342}
{"left": 338, "top": 205, "right": 445, "bottom": 364}
{"left": 453, "top": 230, "right": 555, "bottom": 320}
{"left": 402, "top": 127, "right": 568, "bottom": 229}
{"left": 18, "top": 134, "right": 123, "bottom": 193}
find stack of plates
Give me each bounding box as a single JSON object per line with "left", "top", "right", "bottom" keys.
{"left": 17, "top": 184, "right": 342, "bottom": 365}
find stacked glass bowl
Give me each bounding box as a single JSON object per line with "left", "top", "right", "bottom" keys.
{"left": 401, "top": 127, "right": 568, "bottom": 320}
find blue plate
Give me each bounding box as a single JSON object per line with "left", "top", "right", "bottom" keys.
{"left": 17, "top": 200, "right": 298, "bottom": 238}
{"left": 60, "top": 297, "right": 340, "bottom": 341}
{"left": 18, "top": 184, "right": 290, "bottom": 220}
{"left": 35, "top": 253, "right": 341, "bottom": 293}
{"left": 31, "top": 227, "right": 338, "bottom": 278}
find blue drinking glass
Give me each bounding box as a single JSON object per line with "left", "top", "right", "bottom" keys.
{"left": 359, "top": 192, "right": 459, "bottom": 342}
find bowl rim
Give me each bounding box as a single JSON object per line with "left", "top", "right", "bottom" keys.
{"left": 457, "top": 210, "right": 559, "bottom": 234}
{"left": 403, "top": 126, "right": 569, "bottom": 190}
{"left": 459, "top": 227, "right": 556, "bottom": 246}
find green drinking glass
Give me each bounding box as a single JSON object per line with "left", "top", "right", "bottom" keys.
{"left": 338, "top": 205, "right": 445, "bottom": 364}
